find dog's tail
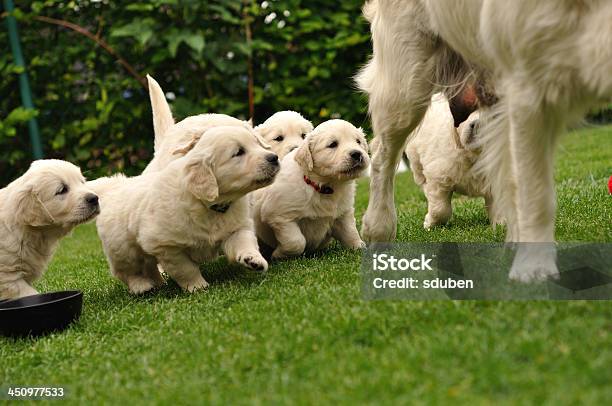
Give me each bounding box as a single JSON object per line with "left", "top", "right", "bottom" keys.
{"left": 147, "top": 74, "right": 174, "bottom": 153}
{"left": 87, "top": 174, "right": 127, "bottom": 198}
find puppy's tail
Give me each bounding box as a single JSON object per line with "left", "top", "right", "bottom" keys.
{"left": 87, "top": 175, "right": 126, "bottom": 198}
{"left": 147, "top": 74, "right": 174, "bottom": 152}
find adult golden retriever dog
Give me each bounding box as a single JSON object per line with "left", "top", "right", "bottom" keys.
{"left": 0, "top": 160, "right": 100, "bottom": 299}
{"left": 357, "top": 0, "right": 612, "bottom": 282}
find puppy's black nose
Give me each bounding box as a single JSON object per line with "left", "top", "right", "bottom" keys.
{"left": 85, "top": 193, "right": 99, "bottom": 206}
{"left": 266, "top": 153, "right": 279, "bottom": 165}
{"left": 350, "top": 150, "right": 363, "bottom": 162}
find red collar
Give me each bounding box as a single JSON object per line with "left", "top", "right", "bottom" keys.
{"left": 303, "top": 175, "right": 334, "bottom": 194}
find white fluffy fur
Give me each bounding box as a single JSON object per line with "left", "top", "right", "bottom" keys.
{"left": 357, "top": 0, "right": 612, "bottom": 282}
{"left": 254, "top": 111, "right": 313, "bottom": 158}
{"left": 89, "top": 126, "right": 279, "bottom": 294}
{"left": 0, "top": 160, "right": 99, "bottom": 299}
{"left": 404, "top": 93, "right": 492, "bottom": 229}
{"left": 251, "top": 120, "right": 369, "bottom": 259}
{"left": 144, "top": 75, "right": 252, "bottom": 174}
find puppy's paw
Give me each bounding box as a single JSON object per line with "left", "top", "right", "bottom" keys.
{"left": 128, "top": 276, "right": 158, "bottom": 295}
{"left": 345, "top": 239, "right": 366, "bottom": 250}
{"left": 183, "top": 276, "right": 209, "bottom": 293}
{"left": 271, "top": 240, "right": 305, "bottom": 260}
{"left": 423, "top": 213, "right": 445, "bottom": 230}
{"left": 271, "top": 247, "right": 290, "bottom": 260}
{"left": 238, "top": 252, "right": 268, "bottom": 272}
{"left": 509, "top": 245, "right": 559, "bottom": 283}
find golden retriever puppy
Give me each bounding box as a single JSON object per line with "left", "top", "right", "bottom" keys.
{"left": 89, "top": 126, "right": 279, "bottom": 294}
{"left": 404, "top": 93, "right": 493, "bottom": 229}
{"left": 143, "top": 75, "right": 252, "bottom": 174}
{"left": 357, "top": 0, "right": 612, "bottom": 282}
{"left": 253, "top": 111, "right": 313, "bottom": 159}
{"left": 251, "top": 120, "right": 369, "bottom": 259}
{"left": 0, "top": 160, "right": 100, "bottom": 300}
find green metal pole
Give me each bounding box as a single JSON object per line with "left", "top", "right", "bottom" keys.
{"left": 4, "top": 0, "right": 43, "bottom": 159}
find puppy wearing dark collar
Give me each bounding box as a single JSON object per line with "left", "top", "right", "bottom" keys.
{"left": 251, "top": 120, "right": 370, "bottom": 259}
{"left": 89, "top": 126, "right": 279, "bottom": 294}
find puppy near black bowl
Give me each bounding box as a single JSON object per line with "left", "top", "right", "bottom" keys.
{"left": 0, "top": 290, "right": 83, "bottom": 338}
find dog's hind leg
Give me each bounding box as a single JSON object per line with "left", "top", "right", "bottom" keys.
{"left": 504, "top": 87, "right": 562, "bottom": 282}
{"left": 108, "top": 258, "right": 158, "bottom": 295}
{"left": 357, "top": 45, "right": 438, "bottom": 242}
{"left": 423, "top": 184, "right": 453, "bottom": 229}
{"left": 123, "top": 256, "right": 165, "bottom": 294}
{"left": 142, "top": 255, "right": 165, "bottom": 288}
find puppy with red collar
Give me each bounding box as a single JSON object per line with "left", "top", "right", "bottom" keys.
{"left": 251, "top": 120, "right": 370, "bottom": 259}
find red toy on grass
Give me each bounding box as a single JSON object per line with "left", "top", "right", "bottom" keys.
{"left": 608, "top": 175, "right": 612, "bottom": 194}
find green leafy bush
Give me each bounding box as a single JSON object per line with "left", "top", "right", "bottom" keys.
{"left": 0, "top": 0, "right": 371, "bottom": 185}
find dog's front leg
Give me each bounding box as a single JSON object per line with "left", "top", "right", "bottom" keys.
{"left": 361, "top": 83, "right": 432, "bottom": 242}
{"left": 332, "top": 210, "right": 365, "bottom": 250}
{"left": 223, "top": 228, "right": 268, "bottom": 272}
{"left": 506, "top": 93, "right": 561, "bottom": 282}
{"left": 156, "top": 249, "right": 208, "bottom": 292}
{"left": 270, "top": 221, "right": 306, "bottom": 259}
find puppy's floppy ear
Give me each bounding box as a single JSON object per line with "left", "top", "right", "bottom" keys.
{"left": 172, "top": 134, "right": 201, "bottom": 156}
{"left": 249, "top": 126, "right": 271, "bottom": 149}
{"left": 254, "top": 132, "right": 271, "bottom": 149}
{"left": 13, "top": 185, "right": 53, "bottom": 227}
{"left": 252, "top": 124, "right": 267, "bottom": 137}
{"left": 294, "top": 137, "right": 313, "bottom": 171}
{"left": 185, "top": 153, "right": 218, "bottom": 202}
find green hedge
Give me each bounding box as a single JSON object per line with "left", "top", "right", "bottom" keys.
{"left": 0, "top": 0, "right": 371, "bottom": 185}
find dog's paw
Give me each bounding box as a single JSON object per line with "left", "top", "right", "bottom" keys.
{"left": 361, "top": 213, "right": 396, "bottom": 242}
{"left": 182, "top": 275, "right": 209, "bottom": 293}
{"left": 509, "top": 263, "right": 559, "bottom": 283}
{"left": 346, "top": 239, "right": 366, "bottom": 250}
{"left": 128, "top": 276, "right": 158, "bottom": 295}
{"left": 271, "top": 247, "right": 291, "bottom": 260}
{"left": 424, "top": 213, "right": 448, "bottom": 230}
{"left": 509, "top": 245, "right": 559, "bottom": 283}
{"left": 423, "top": 215, "right": 434, "bottom": 230}
{"left": 238, "top": 252, "right": 268, "bottom": 272}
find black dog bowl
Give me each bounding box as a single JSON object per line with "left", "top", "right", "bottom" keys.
{"left": 0, "top": 290, "right": 83, "bottom": 337}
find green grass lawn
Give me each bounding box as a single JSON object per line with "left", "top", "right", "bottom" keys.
{"left": 1, "top": 125, "right": 611, "bottom": 404}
